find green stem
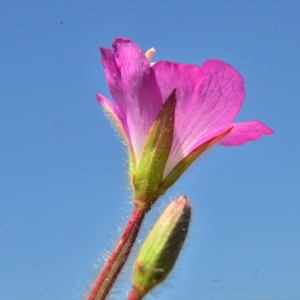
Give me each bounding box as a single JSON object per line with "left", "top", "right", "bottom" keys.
{"left": 87, "top": 207, "right": 146, "bottom": 300}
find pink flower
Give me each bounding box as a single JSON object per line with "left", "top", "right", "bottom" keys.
{"left": 97, "top": 38, "right": 273, "bottom": 200}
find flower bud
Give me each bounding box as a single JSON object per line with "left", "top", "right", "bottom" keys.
{"left": 131, "top": 195, "right": 191, "bottom": 297}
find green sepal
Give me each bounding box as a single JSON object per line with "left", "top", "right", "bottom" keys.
{"left": 132, "top": 195, "right": 191, "bottom": 297}
{"left": 132, "top": 90, "right": 176, "bottom": 205}
{"left": 158, "top": 126, "right": 233, "bottom": 196}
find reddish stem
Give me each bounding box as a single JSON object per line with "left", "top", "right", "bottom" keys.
{"left": 127, "top": 287, "right": 142, "bottom": 300}
{"left": 87, "top": 207, "right": 146, "bottom": 300}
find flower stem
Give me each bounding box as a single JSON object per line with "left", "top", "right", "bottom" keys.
{"left": 127, "top": 287, "right": 142, "bottom": 300}
{"left": 87, "top": 207, "right": 146, "bottom": 300}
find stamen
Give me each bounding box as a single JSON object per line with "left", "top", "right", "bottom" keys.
{"left": 145, "top": 48, "right": 156, "bottom": 63}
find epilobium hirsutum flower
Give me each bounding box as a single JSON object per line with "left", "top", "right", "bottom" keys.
{"left": 97, "top": 38, "right": 273, "bottom": 208}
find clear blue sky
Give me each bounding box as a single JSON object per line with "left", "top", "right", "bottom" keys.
{"left": 1, "top": 1, "right": 299, "bottom": 299}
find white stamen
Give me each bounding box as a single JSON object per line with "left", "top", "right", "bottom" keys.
{"left": 145, "top": 47, "right": 156, "bottom": 64}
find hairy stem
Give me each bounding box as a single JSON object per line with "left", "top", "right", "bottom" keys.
{"left": 127, "top": 287, "right": 142, "bottom": 300}
{"left": 87, "top": 207, "right": 146, "bottom": 300}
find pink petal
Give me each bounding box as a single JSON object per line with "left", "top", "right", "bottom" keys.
{"left": 100, "top": 38, "right": 163, "bottom": 163}
{"left": 153, "top": 60, "right": 245, "bottom": 175}
{"left": 96, "top": 93, "right": 129, "bottom": 143}
{"left": 218, "top": 121, "right": 274, "bottom": 146}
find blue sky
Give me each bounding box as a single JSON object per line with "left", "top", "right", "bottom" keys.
{"left": 1, "top": 1, "right": 299, "bottom": 299}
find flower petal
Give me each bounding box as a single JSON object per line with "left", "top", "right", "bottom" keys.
{"left": 161, "top": 127, "right": 233, "bottom": 189}
{"left": 218, "top": 121, "right": 274, "bottom": 146}
{"left": 96, "top": 93, "right": 129, "bottom": 143}
{"left": 97, "top": 93, "right": 138, "bottom": 171}
{"left": 153, "top": 60, "right": 245, "bottom": 176}
{"left": 100, "top": 38, "right": 163, "bottom": 163}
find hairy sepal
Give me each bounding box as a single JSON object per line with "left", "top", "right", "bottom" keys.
{"left": 133, "top": 90, "right": 176, "bottom": 207}
{"left": 159, "top": 126, "right": 234, "bottom": 195}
